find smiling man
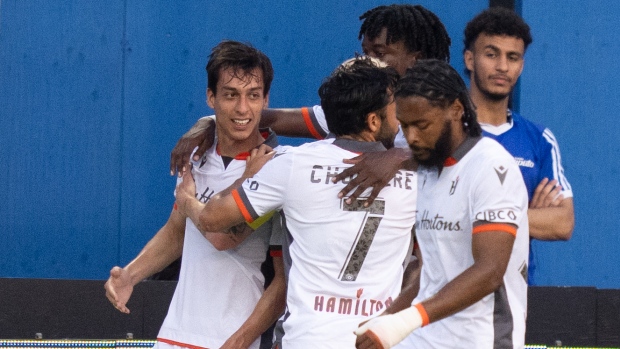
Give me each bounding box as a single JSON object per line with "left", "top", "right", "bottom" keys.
{"left": 104, "top": 40, "right": 286, "bottom": 349}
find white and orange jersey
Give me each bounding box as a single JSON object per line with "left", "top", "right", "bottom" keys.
{"left": 400, "top": 136, "right": 529, "bottom": 349}
{"left": 232, "top": 138, "right": 417, "bottom": 349}
{"left": 157, "top": 129, "right": 285, "bottom": 349}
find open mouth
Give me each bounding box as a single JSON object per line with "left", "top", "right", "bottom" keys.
{"left": 232, "top": 119, "right": 250, "bottom": 126}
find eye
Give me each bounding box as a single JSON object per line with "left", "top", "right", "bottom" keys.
{"left": 249, "top": 92, "right": 262, "bottom": 100}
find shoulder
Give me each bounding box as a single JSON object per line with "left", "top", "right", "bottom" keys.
{"left": 511, "top": 111, "right": 547, "bottom": 135}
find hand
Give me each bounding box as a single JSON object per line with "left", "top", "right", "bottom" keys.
{"left": 355, "top": 306, "right": 423, "bottom": 349}
{"left": 242, "top": 144, "right": 276, "bottom": 178}
{"left": 530, "top": 178, "right": 564, "bottom": 209}
{"left": 219, "top": 334, "right": 250, "bottom": 349}
{"left": 170, "top": 117, "right": 216, "bottom": 177}
{"left": 333, "top": 148, "right": 410, "bottom": 206}
{"left": 104, "top": 266, "right": 134, "bottom": 314}
{"left": 175, "top": 165, "right": 197, "bottom": 215}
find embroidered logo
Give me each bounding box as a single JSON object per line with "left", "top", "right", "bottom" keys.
{"left": 449, "top": 176, "right": 459, "bottom": 195}
{"left": 494, "top": 166, "right": 508, "bottom": 185}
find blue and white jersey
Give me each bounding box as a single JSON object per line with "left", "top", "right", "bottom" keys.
{"left": 481, "top": 110, "right": 572, "bottom": 200}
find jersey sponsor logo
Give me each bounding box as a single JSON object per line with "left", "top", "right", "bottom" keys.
{"left": 514, "top": 157, "right": 535, "bottom": 168}
{"left": 310, "top": 165, "right": 414, "bottom": 190}
{"left": 494, "top": 165, "right": 508, "bottom": 185}
{"left": 474, "top": 209, "right": 518, "bottom": 222}
{"left": 313, "top": 288, "right": 393, "bottom": 317}
{"left": 416, "top": 210, "right": 462, "bottom": 232}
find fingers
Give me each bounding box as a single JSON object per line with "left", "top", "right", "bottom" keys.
{"left": 105, "top": 267, "right": 130, "bottom": 314}
{"left": 355, "top": 331, "right": 384, "bottom": 349}
{"left": 333, "top": 164, "right": 362, "bottom": 186}
{"left": 342, "top": 153, "right": 366, "bottom": 165}
{"left": 193, "top": 134, "right": 213, "bottom": 162}
{"left": 531, "top": 179, "right": 562, "bottom": 208}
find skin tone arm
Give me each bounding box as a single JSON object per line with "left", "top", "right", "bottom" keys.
{"left": 220, "top": 256, "right": 287, "bottom": 349}
{"left": 355, "top": 227, "right": 515, "bottom": 349}
{"left": 528, "top": 178, "right": 575, "bottom": 240}
{"left": 332, "top": 147, "right": 414, "bottom": 206}
{"left": 175, "top": 145, "right": 276, "bottom": 234}
{"left": 104, "top": 207, "right": 186, "bottom": 314}
{"left": 170, "top": 109, "right": 313, "bottom": 176}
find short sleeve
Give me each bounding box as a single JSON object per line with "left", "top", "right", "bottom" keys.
{"left": 541, "top": 128, "right": 573, "bottom": 198}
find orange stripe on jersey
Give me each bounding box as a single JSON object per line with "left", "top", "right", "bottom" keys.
{"left": 231, "top": 189, "right": 255, "bottom": 223}
{"left": 414, "top": 303, "right": 430, "bottom": 326}
{"left": 472, "top": 223, "right": 517, "bottom": 236}
{"left": 301, "top": 107, "right": 324, "bottom": 140}
{"left": 157, "top": 338, "right": 209, "bottom": 349}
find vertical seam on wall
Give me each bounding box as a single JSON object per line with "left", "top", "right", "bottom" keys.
{"left": 118, "top": 0, "right": 128, "bottom": 265}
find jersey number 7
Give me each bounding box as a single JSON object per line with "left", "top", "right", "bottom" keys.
{"left": 338, "top": 198, "right": 385, "bottom": 282}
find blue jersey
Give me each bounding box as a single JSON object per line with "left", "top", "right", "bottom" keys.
{"left": 481, "top": 110, "right": 572, "bottom": 285}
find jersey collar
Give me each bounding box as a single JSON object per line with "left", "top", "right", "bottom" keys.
{"left": 332, "top": 138, "right": 386, "bottom": 154}
{"left": 216, "top": 128, "right": 279, "bottom": 160}
{"left": 443, "top": 136, "right": 482, "bottom": 167}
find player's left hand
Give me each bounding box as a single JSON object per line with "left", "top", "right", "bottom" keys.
{"left": 332, "top": 147, "right": 410, "bottom": 206}
{"left": 530, "top": 178, "right": 563, "bottom": 209}
{"left": 243, "top": 144, "right": 275, "bottom": 178}
{"left": 175, "top": 164, "right": 197, "bottom": 215}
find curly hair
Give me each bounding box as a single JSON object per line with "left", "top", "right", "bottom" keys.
{"left": 463, "top": 7, "right": 532, "bottom": 52}
{"left": 396, "top": 59, "right": 481, "bottom": 137}
{"left": 358, "top": 4, "right": 451, "bottom": 62}
{"left": 319, "top": 56, "right": 399, "bottom": 137}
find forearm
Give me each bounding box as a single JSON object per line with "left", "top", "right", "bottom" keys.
{"left": 528, "top": 198, "right": 574, "bottom": 240}
{"left": 227, "top": 260, "right": 287, "bottom": 346}
{"left": 260, "top": 108, "right": 316, "bottom": 138}
{"left": 386, "top": 259, "right": 420, "bottom": 315}
{"left": 124, "top": 213, "right": 185, "bottom": 284}
{"left": 420, "top": 262, "right": 503, "bottom": 323}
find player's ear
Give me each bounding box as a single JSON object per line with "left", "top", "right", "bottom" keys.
{"left": 450, "top": 99, "right": 464, "bottom": 122}
{"left": 263, "top": 92, "right": 269, "bottom": 109}
{"left": 207, "top": 88, "right": 215, "bottom": 109}
{"left": 366, "top": 112, "right": 380, "bottom": 133}
{"left": 464, "top": 49, "right": 474, "bottom": 75}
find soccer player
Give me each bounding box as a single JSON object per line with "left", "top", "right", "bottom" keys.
{"left": 463, "top": 7, "right": 574, "bottom": 284}
{"left": 168, "top": 4, "right": 451, "bottom": 175}
{"left": 104, "top": 41, "right": 286, "bottom": 349}
{"left": 354, "top": 59, "right": 529, "bottom": 349}
{"left": 175, "top": 57, "right": 417, "bottom": 349}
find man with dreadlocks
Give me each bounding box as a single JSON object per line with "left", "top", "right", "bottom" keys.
{"left": 463, "top": 7, "right": 574, "bottom": 286}
{"left": 355, "top": 59, "right": 529, "bottom": 349}
{"left": 168, "top": 4, "right": 451, "bottom": 175}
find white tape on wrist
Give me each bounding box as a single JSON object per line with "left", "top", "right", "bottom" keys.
{"left": 354, "top": 306, "right": 423, "bottom": 349}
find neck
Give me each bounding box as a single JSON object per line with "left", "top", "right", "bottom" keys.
{"left": 469, "top": 84, "right": 510, "bottom": 126}
{"left": 338, "top": 131, "right": 376, "bottom": 143}
{"left": 216, "top": 130, "right": 265, "bottom": 157}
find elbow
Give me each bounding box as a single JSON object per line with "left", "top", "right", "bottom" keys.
{"left": 556, "top": 216, "right": 575, "bottom": 241}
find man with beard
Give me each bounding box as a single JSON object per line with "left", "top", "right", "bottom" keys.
{"left": 354, "top": 59, "right": 529, "bottom": 349}
{"left": 175, "top": 58, "right": 418, "bottom": 349}
{"left": 463, "top": 7, "right": 574, "bottom": 285}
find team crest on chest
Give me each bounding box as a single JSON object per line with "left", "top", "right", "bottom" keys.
{"left": 449, "top": 176, "right": 460, "bottom": 195}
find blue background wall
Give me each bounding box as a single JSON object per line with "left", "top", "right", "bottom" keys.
{"left": 1, "top": 1, "right": 617, "bottom": 288}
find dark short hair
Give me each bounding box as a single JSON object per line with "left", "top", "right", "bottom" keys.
{"left": 318, "top": 56, "right": 399, "bottom": 137}
{"left": 463, "top": 7, "right": 532, "bottom": 52}
{"left": 396, "top": 59, "right": 481, "bottom": 137}
{"left": 206, "top": 40, "right": 274, "bottom": 96}
{"left": 358, "top": 4, "right": 451, "bottom": 62}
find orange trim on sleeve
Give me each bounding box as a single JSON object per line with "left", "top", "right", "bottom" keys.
{"left": 301, "top": 107, "right": 324, "bottom": 140}
{"left": 414, "top": 303, "right": 430, "bottom": 327}
{"left": 231, "top": 189, "right": 254, "bottom": 223}
{"left": 472, "top": 223, "right": 517, "bottom": 237}
{"left": 157, "top": 338, "right": 208, "bottom": 349}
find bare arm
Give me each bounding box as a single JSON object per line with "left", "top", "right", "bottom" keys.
{"left": 220, "top": 256, "right": 287, "bottom": 349}
{"left": 175, "top": 145, "right": 276, "bottom": 235}
{"left": 170, "top": 117, "right": 216, "bottom": 177}
{"left": 528, "top": 178, "right": 574, "bottom": 240}
{"left": 333, "top": 147, "right": 413, "bottom": 206}
{"left": 104, "top": 208, "right": 186, "bottom": 313}
{"left": 170, "top": 108, "right": 321, "bottom": 176}
{"left": 355, "top": 226, "right": 515, "bottom": 349}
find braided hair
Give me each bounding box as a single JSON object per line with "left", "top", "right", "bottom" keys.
{"left": 358, "top": 4, "right": 451, "bottom": 62}
{"left": 396, "top": 59, "right": 481, "bottom": 137}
